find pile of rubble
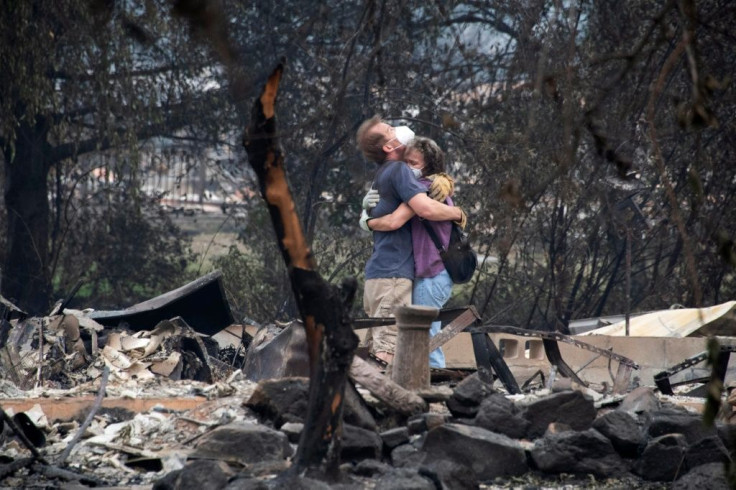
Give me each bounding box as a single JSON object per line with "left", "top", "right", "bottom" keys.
{"left": 1, "top": 275, "right": 734, "bottom": 489}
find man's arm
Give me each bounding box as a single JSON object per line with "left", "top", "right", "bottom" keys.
{"left": 365, "top": 203, "right": 415, "bottom": 231}
{"left": 407, "top": 193, "right": 463, "bottom": 222}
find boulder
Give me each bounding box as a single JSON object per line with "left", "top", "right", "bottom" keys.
{"left": 672, "top": 462, "right": 731, "bottom": 490}
{"left": 341, "top": 423, "right": 383, "bottom": 462}
{"left": 421, "top": 423, "right": 528, "bottom": 480}
{"left": 350, "top": 458, "right": 392, "bottom": 477}
{"left": 592, "top": 410, "right": 646, "bottom": 458}
{"left": 633, "top": 433, "right": 689, "bottom": 481}
{"left": 684, "top": 435, "right": 731, "bottom": 470}
{"left": 153, "top": 460, "right": 234, "bottom": 490}
{"left": 445, "top": 373, "right": 495, "bottom": 418}
{"left": 407, "top": 413, "right": 449, "bottom": 435}
{"left": 521, "top": 390, "right": 596, "bottom": 439}
{"left": 530, "top": 428, "right": 626, "bottom": 478}
{"left": 189, "top": 423, "right": 293, "bottom": 470}
{"left": 391, "top": 443, "right": 424, "bottom": 468}
{"left": 244, "top": 377, "right": 310, "bottom": 427}
{"left": 380, "top": 427, "right": 410, "bottom": 450}
{"left": 473, "top": 393, "right": 530, "bottom": 439}
{"left": 645, "top": 408, "right": 717, "bottom": 444}
{"left": 420, "top": 459, "right": 480, "bottom": 490}
{"left": 373, "top": 468, "right": 436, "bottom": 490}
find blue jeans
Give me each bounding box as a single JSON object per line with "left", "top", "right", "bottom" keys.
{"left": 413, "top": 270, "right": 452, "bottom": 368}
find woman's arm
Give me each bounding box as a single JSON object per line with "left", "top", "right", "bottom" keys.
{"left": 366, "top": 203, "right": 416, "bottom": 231}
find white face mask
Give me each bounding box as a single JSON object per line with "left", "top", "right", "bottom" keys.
{"left": 394, "top": 126, "right": 415, "bottom": 146}
{"left": 411, "top": 167, "right": 423, "bottom": 178}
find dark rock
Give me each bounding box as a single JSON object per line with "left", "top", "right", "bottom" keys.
{"left": 373, "top": 468, "right": 436, "bottom": 490}
{"left": 381, "top": 427, "right": 410, "bottom": 450}
{"left": 633, "top": 433, "right": 689, "bottom": 481}
{"left": 421, "top": 459, "right": 480, "bottom": 490}
{"left": 244, "top": 377, "right": 310, "bottom": 427}
{"left": 407, "top": 413, "right": 449, "bottom": 435}
{"left": 472, "top": 393, "right": 530, "bottom": 439}
{"left": 341, "top": 423, "right": 383, "bottom": 462}
{"left": 717, "top": 422, "right": 736, "bottom": 454}
{"left": 592, "top": 410, "right": 646, "bottom": 458}
{"left": 521, "top": 390, "right": 596, "bottom": 439}
{"left": 279, "top": 422, "right": 303, "bottom": 443}
{"left": 259, "top": 474, "right": 332, "bottom": 490}
{"left": 445, "top": 373, "right": 496, "bottom": 418}
{"left": 530, "top": 428, "right": 626, "bottom": 478}
{"left": 421, "top": 423, "right": 528, "bottom": 480}
{"left": 645, "top": 408, "right": 717, "bottom": 444}
{"left": 153, "top": 460, "right": 234, "bottom": 490}
{"left": 223, "top": 476, "right": 269, "bottom": 490}
{"left": 351, "top": 458, "right": 392, "bottom": 477}
{"left": 684, "top": 435, "right": 731, "bottom": 470}
{"left": 672, "top": 462, "right": 731, "bottom": 490}
{"left": 343, "top": 381, "right": 377, "bottom": 431}
{"left": 391, "top": 443, "right": 424, "bottom": 468}
{"left": 189, "top": 423, "right": 292, "bottom": 468}
{"left": 618, "top": 386, "right": 660, "bottom": 415}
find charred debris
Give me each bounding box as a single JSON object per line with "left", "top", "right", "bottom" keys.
{"left": 1, "top": 271, "right": 735, "bottom": 489}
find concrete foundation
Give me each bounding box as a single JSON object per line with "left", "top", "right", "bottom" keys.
{"left": 441, "top": 333, "right": 736, "bottom": 389}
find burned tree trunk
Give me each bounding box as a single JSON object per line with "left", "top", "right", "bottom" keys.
{"left": 241, "top": 63, "right": 359, "bottom": 472}
{"left": 2, "top": 119, "right": 52, "bottom": 314}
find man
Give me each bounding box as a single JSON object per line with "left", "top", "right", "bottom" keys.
{"left": 356, "top": 116, "right": 465, "bottom": 363}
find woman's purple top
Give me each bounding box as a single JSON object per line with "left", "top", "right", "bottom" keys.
{"left": 411, "top": 177, "right": 453, "bottom": 278}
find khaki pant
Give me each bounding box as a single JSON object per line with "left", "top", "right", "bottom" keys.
{"left": 362, "top": 278, "right": 413, "bottom": 355}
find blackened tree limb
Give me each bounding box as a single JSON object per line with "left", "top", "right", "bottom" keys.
{"left": 242, "top": 64, "right": 359, "bottom": 473}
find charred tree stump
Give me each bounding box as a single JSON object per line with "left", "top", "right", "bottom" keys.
{"left": 391, "top": 306, "right": 436, "bottom": 391}
{"left": 241, "top": 64, "right": 359, "bottom": 473}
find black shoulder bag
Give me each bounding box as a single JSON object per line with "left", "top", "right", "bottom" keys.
{"left": 421, "top": 220, "right": 477, "bottom": 284}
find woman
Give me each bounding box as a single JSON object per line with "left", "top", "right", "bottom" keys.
{"left": 361, "top": 137, "right": 455, "bottom": 368}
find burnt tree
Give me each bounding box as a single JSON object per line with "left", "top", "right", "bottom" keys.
{"left": 242, "top": 65, "right": 360, "bottom": 472}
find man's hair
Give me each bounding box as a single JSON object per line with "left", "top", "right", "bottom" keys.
{"left": 356, "top": 115, "right": 387, "bottom": 163}
{"left": 407, "top": 137, "right": 445, "bottom": 176}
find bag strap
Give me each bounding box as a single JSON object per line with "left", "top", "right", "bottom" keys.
{"left": 421, "top": 219, "right": 447, "bottom": 253}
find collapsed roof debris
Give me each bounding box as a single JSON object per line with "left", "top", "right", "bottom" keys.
{"left": 88, "top": 270, "right": 235, "bottom": 336}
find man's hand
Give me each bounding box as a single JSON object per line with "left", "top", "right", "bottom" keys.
{"left": 454, "top": 207, "right": 467, "bottom": 229}
{"left": 428, "top": 173, "right": 455, "bottom": 201}
{"left": 362, "top": 189, "right": 380, "bottom": 210}
{"left": 359, "top": 209, "right": 372, "bottom": 232}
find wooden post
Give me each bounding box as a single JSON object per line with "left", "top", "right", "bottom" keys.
{"left": 391, "top": 305, "right": 437, "bottom": 391}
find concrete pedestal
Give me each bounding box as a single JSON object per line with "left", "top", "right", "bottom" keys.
{"left": 391, "top": 305, "right": 438, "bottom": 391}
